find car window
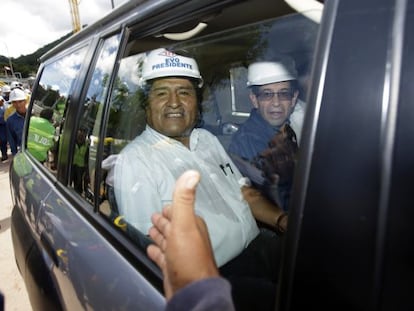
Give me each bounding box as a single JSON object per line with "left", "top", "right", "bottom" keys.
{"left": 27, "top": 47, "right": 88, "bottom": 173}
{"left": 99, "top": 12, "right": 319, "bottom": 247}
{"left": 68, "top": 34, "right": 121, "bottom": 204}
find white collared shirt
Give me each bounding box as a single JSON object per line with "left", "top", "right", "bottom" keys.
{"left": 114, "top": 126, "right": 259, "bottom": 266}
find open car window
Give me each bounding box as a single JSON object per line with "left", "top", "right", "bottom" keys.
{"left": 98, "top": 10, "right": 320, "bottom": 247}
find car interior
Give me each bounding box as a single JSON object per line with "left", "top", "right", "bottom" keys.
{"left": 91, "top": 10, "right": 320, "bottom": 248}
{"left": 23, "top": 0, "right": 322, "bottom": 302}
{"left": 25, "top": 2, "right": 322, "bottom": 265}
{"left": 14, "top": 1, "right": 414, "bottom": 309}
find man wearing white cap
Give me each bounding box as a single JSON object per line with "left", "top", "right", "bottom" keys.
{"left": 115, "top": 48, "right": 286, "bottom": 311}
{"left": 228, "top": 60, "right": 302, "bottom": 211}
{"left": 6, "top": 88, "right": 27, "bottom": 155}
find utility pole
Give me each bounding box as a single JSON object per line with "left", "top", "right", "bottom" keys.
{"left": 68, "top": 0, "right": 81, "bottom": 33}
{"left": 2, "top": 42, "right": 15, "bottom": 79}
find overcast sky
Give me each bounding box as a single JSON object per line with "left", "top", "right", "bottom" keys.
{"left": 0, "top": 0, "right": 126, "bottom": 58}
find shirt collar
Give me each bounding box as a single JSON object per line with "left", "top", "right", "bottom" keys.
{"left": 145, "top": 125, "right": 200, "bottom": 150}
{"left": 251, "top": 108, "right": 289, "bottom": 132}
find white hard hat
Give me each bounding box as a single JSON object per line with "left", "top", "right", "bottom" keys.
{"left": 139, "top": 48, "right": 203, "bottom": 87}
{"left": 247, "top": 61, "right": 297, "bottom": 87}
{"left": 9, "top": 88, "right": 27, "bottom": 101}
{"left": 2, "top": 85, "right": 11, "bottom": 93}
{"left": 10, "top": 81, "right": 23, "bottom": 89}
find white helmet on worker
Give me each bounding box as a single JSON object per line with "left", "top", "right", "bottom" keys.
{"left": 247, "top": 61, "right": 297, "bottom": 87}
{"left": 2, "top": 85, "right": 11, "bottom": 93}
{"left": 9, "top": 88, "right": 27, "bottom": 102}
{"left": 139, "top": 48, "right": 203, "bottom": 88}
{"left": 10, "top": 81, "right": 23, "bottom": 89}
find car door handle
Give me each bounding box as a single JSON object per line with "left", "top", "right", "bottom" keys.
{"left": 40, "top": 232, "right": 59, "bottom": 268}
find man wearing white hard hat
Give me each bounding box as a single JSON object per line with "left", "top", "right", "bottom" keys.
{"left": 10, "top": 81, "right": 23, "bottom": 90}
{"left": 4, "top": 82, "right": 31, "bottom": 121}
{"left": 1, "top": 85, "right": 11, "bottom": 102}
{"left": 6, "top": 88, "right": 27, "bottom": 155}
{"left": 115, "top": 48, "right": 286, "bottom": 311}
{"left": 228, "top": 60, "right": 303, "bottom": 211}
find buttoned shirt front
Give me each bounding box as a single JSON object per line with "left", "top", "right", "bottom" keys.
{"left": 114, "top": 126, "right": 259, "bottom": 267}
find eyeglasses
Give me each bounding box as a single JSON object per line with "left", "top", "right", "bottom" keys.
{"left": 256, "top": 90, "right": 294, "bottom": 102}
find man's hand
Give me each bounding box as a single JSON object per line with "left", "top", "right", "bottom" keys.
{"left": 147, "top": 170, "right": 219, "bottom": 300}
{"left": 241, "top": 185, "right": 288, "bottom": 234}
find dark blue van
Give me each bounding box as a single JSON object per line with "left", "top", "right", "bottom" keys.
{"left": 10, "top": 0, "right": 414, "bottom": 310}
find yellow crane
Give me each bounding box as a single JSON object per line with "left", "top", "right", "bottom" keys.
{"left": 68, "top": 0, "right": 81, "bottom": 33}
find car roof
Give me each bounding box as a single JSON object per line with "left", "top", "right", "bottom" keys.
{"left": 40, "top": 0, "right": 296, "bottom": 61}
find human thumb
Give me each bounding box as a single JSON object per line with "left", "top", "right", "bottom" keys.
{"left": 171, "top": 170, "right": 201, "bottom": 228}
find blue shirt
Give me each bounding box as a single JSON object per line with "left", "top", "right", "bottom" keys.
{"left": 228, "top": 108, "right": 295, "bottom": 211}
{"left": 228, "top": 108, "right": 281, "bottom": 161}
{"left": 7, "top": 111, "right": 26, "bottom": 155}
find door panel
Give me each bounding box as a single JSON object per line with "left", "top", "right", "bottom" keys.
{"left": 38, "top": 188, "right": 165, "bottom": 310}
{"left": 279, "top": 0, "right": 398, "bottom": 310}
{"left": 381, "top": 2, "right": 414, "bottom": 309}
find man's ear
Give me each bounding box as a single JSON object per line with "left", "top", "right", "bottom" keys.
{"left": 249, "top": 92, "right": 259, "bottom": 109}
{"left": 291, "top": 90, "right": 299, "bottom": 108}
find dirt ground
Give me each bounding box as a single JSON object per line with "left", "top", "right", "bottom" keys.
{"left": 0, "top": 155, "right": 32, "bottom": 311}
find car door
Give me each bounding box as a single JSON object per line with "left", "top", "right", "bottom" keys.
{"left": 35, "top": 31, "right": 165, "bottom": 310}
{"left": 277, "top": 0, "right": 414, "bottom": 310}
{"left": 10, "top": 43, "right": 93, "bottom": 311}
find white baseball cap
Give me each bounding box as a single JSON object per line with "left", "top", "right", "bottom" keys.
{"left": 247, "top": 61, "right": 297, "bottom": 86}
{"left": 139, "top": 48, "right": 203, "bottom": 87}
{"left": 9, "top": 88, "right": 27, "bottom": 102}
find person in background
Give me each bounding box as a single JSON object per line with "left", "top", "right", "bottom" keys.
{"left": 1, "top": 85, "right": 15, "bottom": 121}
{"left": 10, "top": 81, "right": 23, "bottom": 90}
{"left": 147, "top": 170, "right": 235, "bottom": 311}
{"left": 0, "top": 96, "right": 9, "bottom": 161}
{"left": 27, "top": 107, "right": 55, "bottom": 163}
{"left": 115, "top": 48, "right": 286, "bottom": 311}
{"left": 71, "top": 128, "right": 89, "bottom": 195}
{"left": 4, "top": 81, "right": 30, "bottom": 120}
{"left": 228, "top": 61, "right": 301, "bottom": 210}
{"left": 6, "top": 88, "right": 27, "bottom": 155}
{"left": 1, "top": 85, "right": 11, "bottom": 103}
{"left": 101, "top": 154, "right": 119, "bottom": 215}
